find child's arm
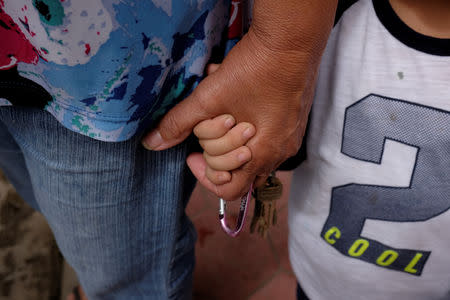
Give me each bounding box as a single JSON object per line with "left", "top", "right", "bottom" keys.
{"left": 193, "top": 114, "right": 255, "bottom": 185}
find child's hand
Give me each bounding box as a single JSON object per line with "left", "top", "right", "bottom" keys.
{"left": 193, "top": 114, "right": 256, "bottom": 186}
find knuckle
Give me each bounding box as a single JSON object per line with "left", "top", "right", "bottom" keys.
{"left": 240, "top": 146, "right": 252, "bottom": 161}
{"left": 203, "top": 151, "right": 213, "bottom": 165}
{"left": 218, "top": 173, "right": 252, "bottom": 201}
{"left": 198, "top": 139, "right": 207, "bottom": 150}
{"left": 255, "top": 142, "right": 278, "bottom": 161}
{"left": 210, "top": 139, "right": 226, "bottom": 156}
{"left": 161, "top": 113, "right": 184, "bottom": 139}
{"left": 285, "top": 139, "right": 301, "bottom": 158}
{"left": 246, "top": 152, "right": 275, "bottom": 176}
{"left": 241, "top": 156, "right": 258, "bottom": 174}
{"left": 235, "top": 123, "right": 254, "bottom": 142}
{"left": 250, "top": 135, "right": 301, "bottom": 171}
{"left": 205, "top": 167, "right": 216, "bottom": 182}
{"left": 193, "top": 123, "right": 204, "bottom": 137}
{"left": 192, "top": 85, "right": 212, "bottom": 113}
{"left": 206, "top": 168, "right": 228, "bottom": 185}
{"left": 201, "top": 140, "right": 217, "bottom": 155}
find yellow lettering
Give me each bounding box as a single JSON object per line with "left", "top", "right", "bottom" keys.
{"left": 404, "top": 253, "right": 423, "bottom": 274}
{"left": 324, "top": 227, "right": 341, "bottom": 245}
{"left": 348, "top": 239, "right": 369, "bottom": 257}
{"left": 376, "top": 250, "right": 398, "bottom": 266}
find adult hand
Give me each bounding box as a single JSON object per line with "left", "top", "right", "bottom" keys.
{"left": 142, "top": 0, "right": 337, "bottom": 201}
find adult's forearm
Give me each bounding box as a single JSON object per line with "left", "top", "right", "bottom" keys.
{"left": 251, "top": 0, "right": 338, "bottom": 54}
{"left": 240, "top": 0, "right": 338, "bottom": 100}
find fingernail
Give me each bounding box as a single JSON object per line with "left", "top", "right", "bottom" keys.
{"left": 243, "top": 126, "right": 255, "bottom": 139}
{"left": 238, "top": 151, "right": 250, "bottom": 162}
{"left": 143, "top": 130, "right": 163, "bottom": 150}
{"left": 224, "top": 116, "right": 235, "bottom": 128}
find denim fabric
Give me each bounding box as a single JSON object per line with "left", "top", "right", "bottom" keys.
{"left": 0, "top": 106, "right": 197, "bottom": 300}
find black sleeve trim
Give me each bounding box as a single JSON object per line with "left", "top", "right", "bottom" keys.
{"left": 335, "top": 0, "right": 360, "bottom": 25}
{"left": 374, "top": 0, "right": 450, "bottom": 56}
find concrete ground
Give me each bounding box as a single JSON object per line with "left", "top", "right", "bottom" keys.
{"left": 0, "top": 171, "right": 62, "bottom": 300}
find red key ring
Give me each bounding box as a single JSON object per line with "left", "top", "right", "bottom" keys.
{"left": 219, "top": 184, "right": 253, "bottom": 237}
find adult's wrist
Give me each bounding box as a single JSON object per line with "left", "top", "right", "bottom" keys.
{"left": 249, "top": 0, "right": 338, "bottom": 55}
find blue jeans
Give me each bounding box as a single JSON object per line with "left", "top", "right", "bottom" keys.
{"left": 0, "top": 107, "right": 197, "bottom": 300}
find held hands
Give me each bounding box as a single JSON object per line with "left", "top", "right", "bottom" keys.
{"left": 142, "top": 30, "right": 316, "bottom": 200}
{"left": 141, "top": 0, "right": 336, "bottom": 200}
{"left": 189, "top": 114, "right": 255, "bottom": 193}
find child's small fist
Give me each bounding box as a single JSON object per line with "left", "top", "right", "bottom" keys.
{"left": 193, "top": 114, "right": 256, "bottom": 185}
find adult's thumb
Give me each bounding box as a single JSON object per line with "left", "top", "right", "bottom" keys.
{"left": 141, "top": 91, "right": 211, "bottom": 151}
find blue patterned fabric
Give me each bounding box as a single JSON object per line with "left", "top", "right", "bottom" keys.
{"left": 0, "top": 0, "right": 230, "bottom": 141}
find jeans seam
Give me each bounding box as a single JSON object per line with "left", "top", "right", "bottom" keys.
{"left": 167, "top": 143, "right": 194, "bottom": 300}
{"left": 167, "top": 222, "right": 195, "bottom": 299}
{"left": 167, "top": 195, "right": 182, "bottom": 300}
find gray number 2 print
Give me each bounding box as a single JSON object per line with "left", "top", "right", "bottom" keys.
{"left": 321, "top": 94, "right": 450, "bottom": 276}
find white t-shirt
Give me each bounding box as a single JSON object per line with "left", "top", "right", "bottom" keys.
{"left": 289, "top": 0, "right": 450, "bottom": 299}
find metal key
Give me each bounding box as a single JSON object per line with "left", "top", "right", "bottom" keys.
{"left": 250, "top": 172, "right": 283, "bottom": 238}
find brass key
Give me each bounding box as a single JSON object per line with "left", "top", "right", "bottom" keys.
{"left": 250, "top": 172, "right": 283, "bottom": 238}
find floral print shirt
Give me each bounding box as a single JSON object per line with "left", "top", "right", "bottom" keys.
{"left": 0, "top": 0, "right": 230, "bottom": 141}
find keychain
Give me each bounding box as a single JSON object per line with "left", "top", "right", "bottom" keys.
{"left": 219, "top": 184, "right": 253, "bottom": 237}
{"left": 250, "top": 172, "right": 283, "bottom": 238}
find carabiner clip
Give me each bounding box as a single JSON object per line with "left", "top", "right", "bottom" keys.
{"left": 219, "top": 184, "right": 253, "bottom": 237}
